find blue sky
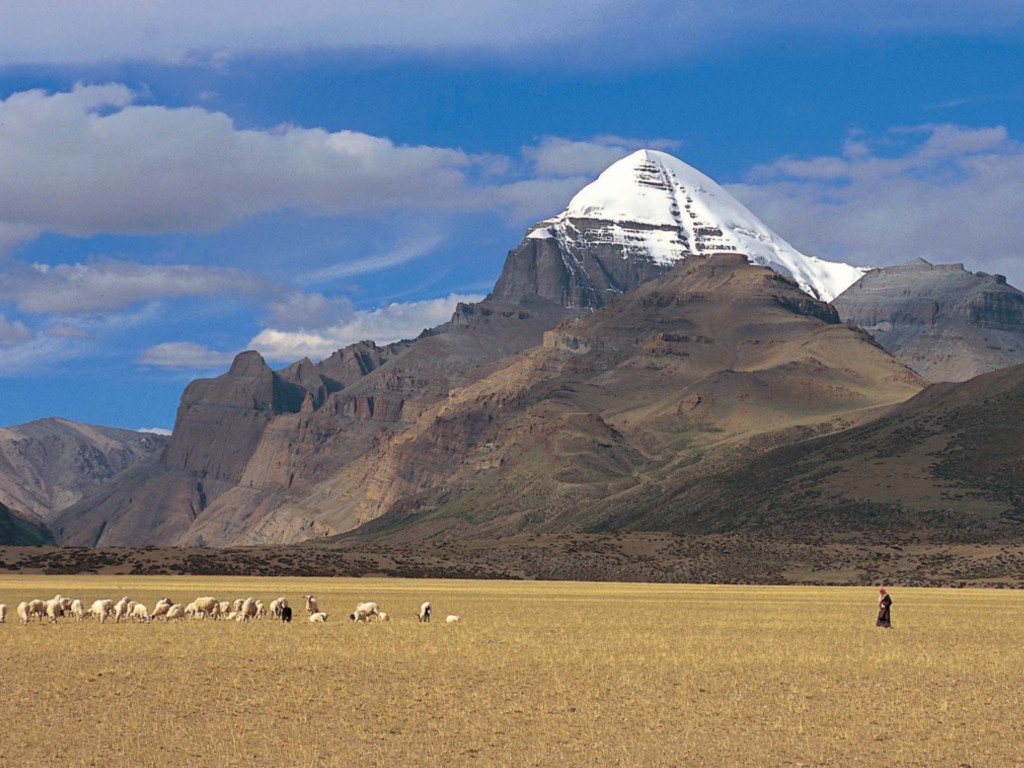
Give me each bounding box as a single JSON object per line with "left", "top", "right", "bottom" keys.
{"left": 2, "top": 1, "right": 1024, "bottom": 431}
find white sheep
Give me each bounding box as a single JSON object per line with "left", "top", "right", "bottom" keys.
{"left": 192, "top": 596, "right": 220, "bottom": 619}
{"left": 45, "top": 598, "right": 65, "bottom": 622}
{"left": 309, "top": 612, "right": 328, "bottom": 623}
{"left": 418, "top": 601, "right": 431, "bottom": 622}
{"left": 232, "top": 598, "right": 244, "bottom": 613}
{"left": 218, "top": 601, "right": 232, "bottom": 618}
{"left": 113, "top": 597, "right": 131, "bottom": 623}
{"left": 90, "top": 599, "right": 113, "bottom": 623}
{"left": 27, "top": 599, "right": 46, "bottom": 622}
{"left": 17, "top": 601, "right": 30, "bottom": 624}
{"left": 349, "top": 601, "right": 380, "bottom": 621}
{"left": 240, "top": 597, "right": 257, "bottom": 622}
{"left": 304, "top": 595, "right": 319, "bottom": 616}
{"left": 0, "top": 603, "right": 6, "bottom": 623}
{"left": 130, "top": 603, "right": 150, "bottom": 622}
{"left": 70, "top": 599, "right": 86, "bottom": 621}
{"left": 165, "top": 604, "right": 185, "bottom": 620}
{"left": 445, "top": 615, "right": 461, "bottom": 624}
{"left": 269, "top": 597, "right": 288, "bottom": 620}
{"left": 255, "top": 600, "right": 266, "bottom": 619}
{"left": 151, "top": 598, "right": 173, "bottom": 620}
{"left": 378, "top": 611, "right": 390, "bottom": 622}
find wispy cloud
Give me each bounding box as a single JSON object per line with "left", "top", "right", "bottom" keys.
{"left": 0, "top": 314, "right": 34, "bottom": 346}
{"left": 301, "top": 234, "right": 445, "bottom": 284}
{"left": 0, "top": 259, "right": 266, "bottom": 314}
{"left": 0, "top": 1, "right": 1021, "bottom": 67}
{"left": 728, "top": 124, "right": 1024, "bottom": 285}
{"left": 137, "top": 342, "right": 238, "bottom": 370}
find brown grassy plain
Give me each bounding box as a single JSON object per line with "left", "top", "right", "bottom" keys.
{"left": 0, "top": 577, "right": 1021, "bottom": 767}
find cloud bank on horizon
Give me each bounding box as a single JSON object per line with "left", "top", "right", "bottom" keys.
{"left": 1, "top": 1, "right": 1022, "bottom": 429}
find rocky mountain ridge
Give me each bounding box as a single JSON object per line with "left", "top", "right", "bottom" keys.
{"left": 834, "top": 259, "right": 1024, "bottom": 382}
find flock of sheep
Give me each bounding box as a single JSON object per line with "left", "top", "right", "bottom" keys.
{"left": 0, "top": 595, "right": 462, "bottom": 626}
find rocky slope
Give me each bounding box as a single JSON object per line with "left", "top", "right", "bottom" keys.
{"left": 602, "top": 360, "right": 1024, "bottom": 545}
{"left": 54, "top": 297, "right": 573, "bottom": 546}
{"left": 0, "top": 418, "right": 166, "bottom": 523}
{"left": 492, "top": 149, "right": 867, "bottom": 309}
{"left": 344, "top": 254, "right": 924, "bottom": 541}
{"left": 834, "top": 259, "right": 1024, "bottom": 382}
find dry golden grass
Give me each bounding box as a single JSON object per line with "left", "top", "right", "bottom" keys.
{"left": 0, "top": 577, "right": 1021, "bottom": 767}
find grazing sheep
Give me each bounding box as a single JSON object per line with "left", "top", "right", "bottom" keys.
{"left": 281, "top": 606, "right": 292, "bottom": 623}
{"left": 349, "top": 601, "right": 380, "bottom": 622}
{"left": 27, "top": 599, "right": 46, "bottom": 622}
{"left": 0, "top": 604, "right": 5, "bottom": 623}
{"left": 218, "top": 601, "right": 232, "bottom": 617}
{"left": 165, "top": 604, "right": 185, "bottom": 621}
{"left": 113, "top": 597, "right": 131, "bottom": 624}
{"left": 445, "top": 615, "right": 461, "bottom": 624}
{"left": 240, "top": 598, "right": 257, "bottom": 622}
{"left": 17, "top": 601, "right": 30, "bottom": 624}
{"left": 255, "top": 600, "right": 266, "bottom": 619}
{"left": 45, "top": 598, "right": 65, "bottom": 622}
{"left": 309, "top": 612, "right": 328, "bottom": 623}
{"left": 378, "top": 612, "right": 390, "bottom": 622}
{"left": 151, "top": 599, "right": 173, "bottom": 620}
{"left": 304, "top": 595, "right": 319, "bottom": 616}
{"left": 232, "top": 598, "right": 244, "bottom": 613}
{"left": 70, "top": 599, "right": 86, "bottom": 621}
{"left": 193, "top": 596, "right": 220, "bottom": 619}
{"left": 90, "top": 599, "right": 114, "bottom": 623}
{"left": 269, "top": 597, "right": 285, "bottom": 619}
{"left": 130, "top": 603, "right": 150, "bottom": 622}
{"left": 418, "top": 602, "right": 431, "bottom": 623}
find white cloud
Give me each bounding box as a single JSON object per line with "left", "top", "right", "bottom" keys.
{"left": 138, "top": 427, "right": 172, "bottom": 436}
{"left": 264, "top": 292, "right": 354, "bottom": 331}
{"left": 0, "top": 84, "right": 486, "bottom": 244}
{"left": 249, "top": 293, "right": 484, "bottom": 362}
{"left": 0, "top": 314, "right": 34, "bottom": 346}
{"left": 727, "top": 124, "right": 1024, "bottom": 286}
{"left": 137, "top": 342, "right": 238, "bottom": 370}
{"left": 0, "top": 259, "right": 267, "bottom": 314}
{"left": 524, "top": 136, "right": 680, "bottom": 177}
{"left": 0, "top": 2, "right": 1020, "bottom": 66}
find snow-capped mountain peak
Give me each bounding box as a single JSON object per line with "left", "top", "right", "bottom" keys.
{"left": 526, "top": 149, "right": 866, "bottom": 303}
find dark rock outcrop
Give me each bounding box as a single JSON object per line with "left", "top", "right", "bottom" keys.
{"left": 834, "top": 259, "right": 1024, "bottom": 382}
{"left": 0, "top": 500, "right": 53, "bottom": 546}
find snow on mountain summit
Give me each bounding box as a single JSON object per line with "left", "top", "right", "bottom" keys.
{"left": 527, "top": 149, "right": 867, "bottom": 302}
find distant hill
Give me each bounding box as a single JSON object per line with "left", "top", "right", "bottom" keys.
{"left": 595, "top": 361, "right": 1024, "bottom": 544}
{"left": 834, "top": 259, "right": 1024, "bottom": 383}
{"left": 0, "top": 418, "right": 167, "bottom": 524}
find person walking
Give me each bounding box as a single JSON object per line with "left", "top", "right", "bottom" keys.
{"left": 876, "top": 587, "right": 892, "bottom": 628}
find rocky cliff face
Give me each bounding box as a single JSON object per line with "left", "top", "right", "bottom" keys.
{"left": 0, "top": 418, "right": 166, "bottom": 523}
{"left": 834, "top": 259, "right": 1024, "bottom": 382}
{"left": 55, "top": 297, "right": 572, "bottom": 546}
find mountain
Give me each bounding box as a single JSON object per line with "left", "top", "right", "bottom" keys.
{"left": 492, "top": 149, "right": 868, "bottom": 309}
{"left": 834, "top": 259, "right": 1024, "bottom": 383}
{"left": 344, "top": 254, "right": 924, "bottom": 541}
{"left": 52, "top": 151, "right": 939, "bottom": 549}
{"left": 53, "top": 297, "right": 573, "bottom": 546}
{"left": 0, "top": 418, "right": 167, "bottom": 524}
{"left": 610, "top": 360, "right": 1024, "bottom": 544}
